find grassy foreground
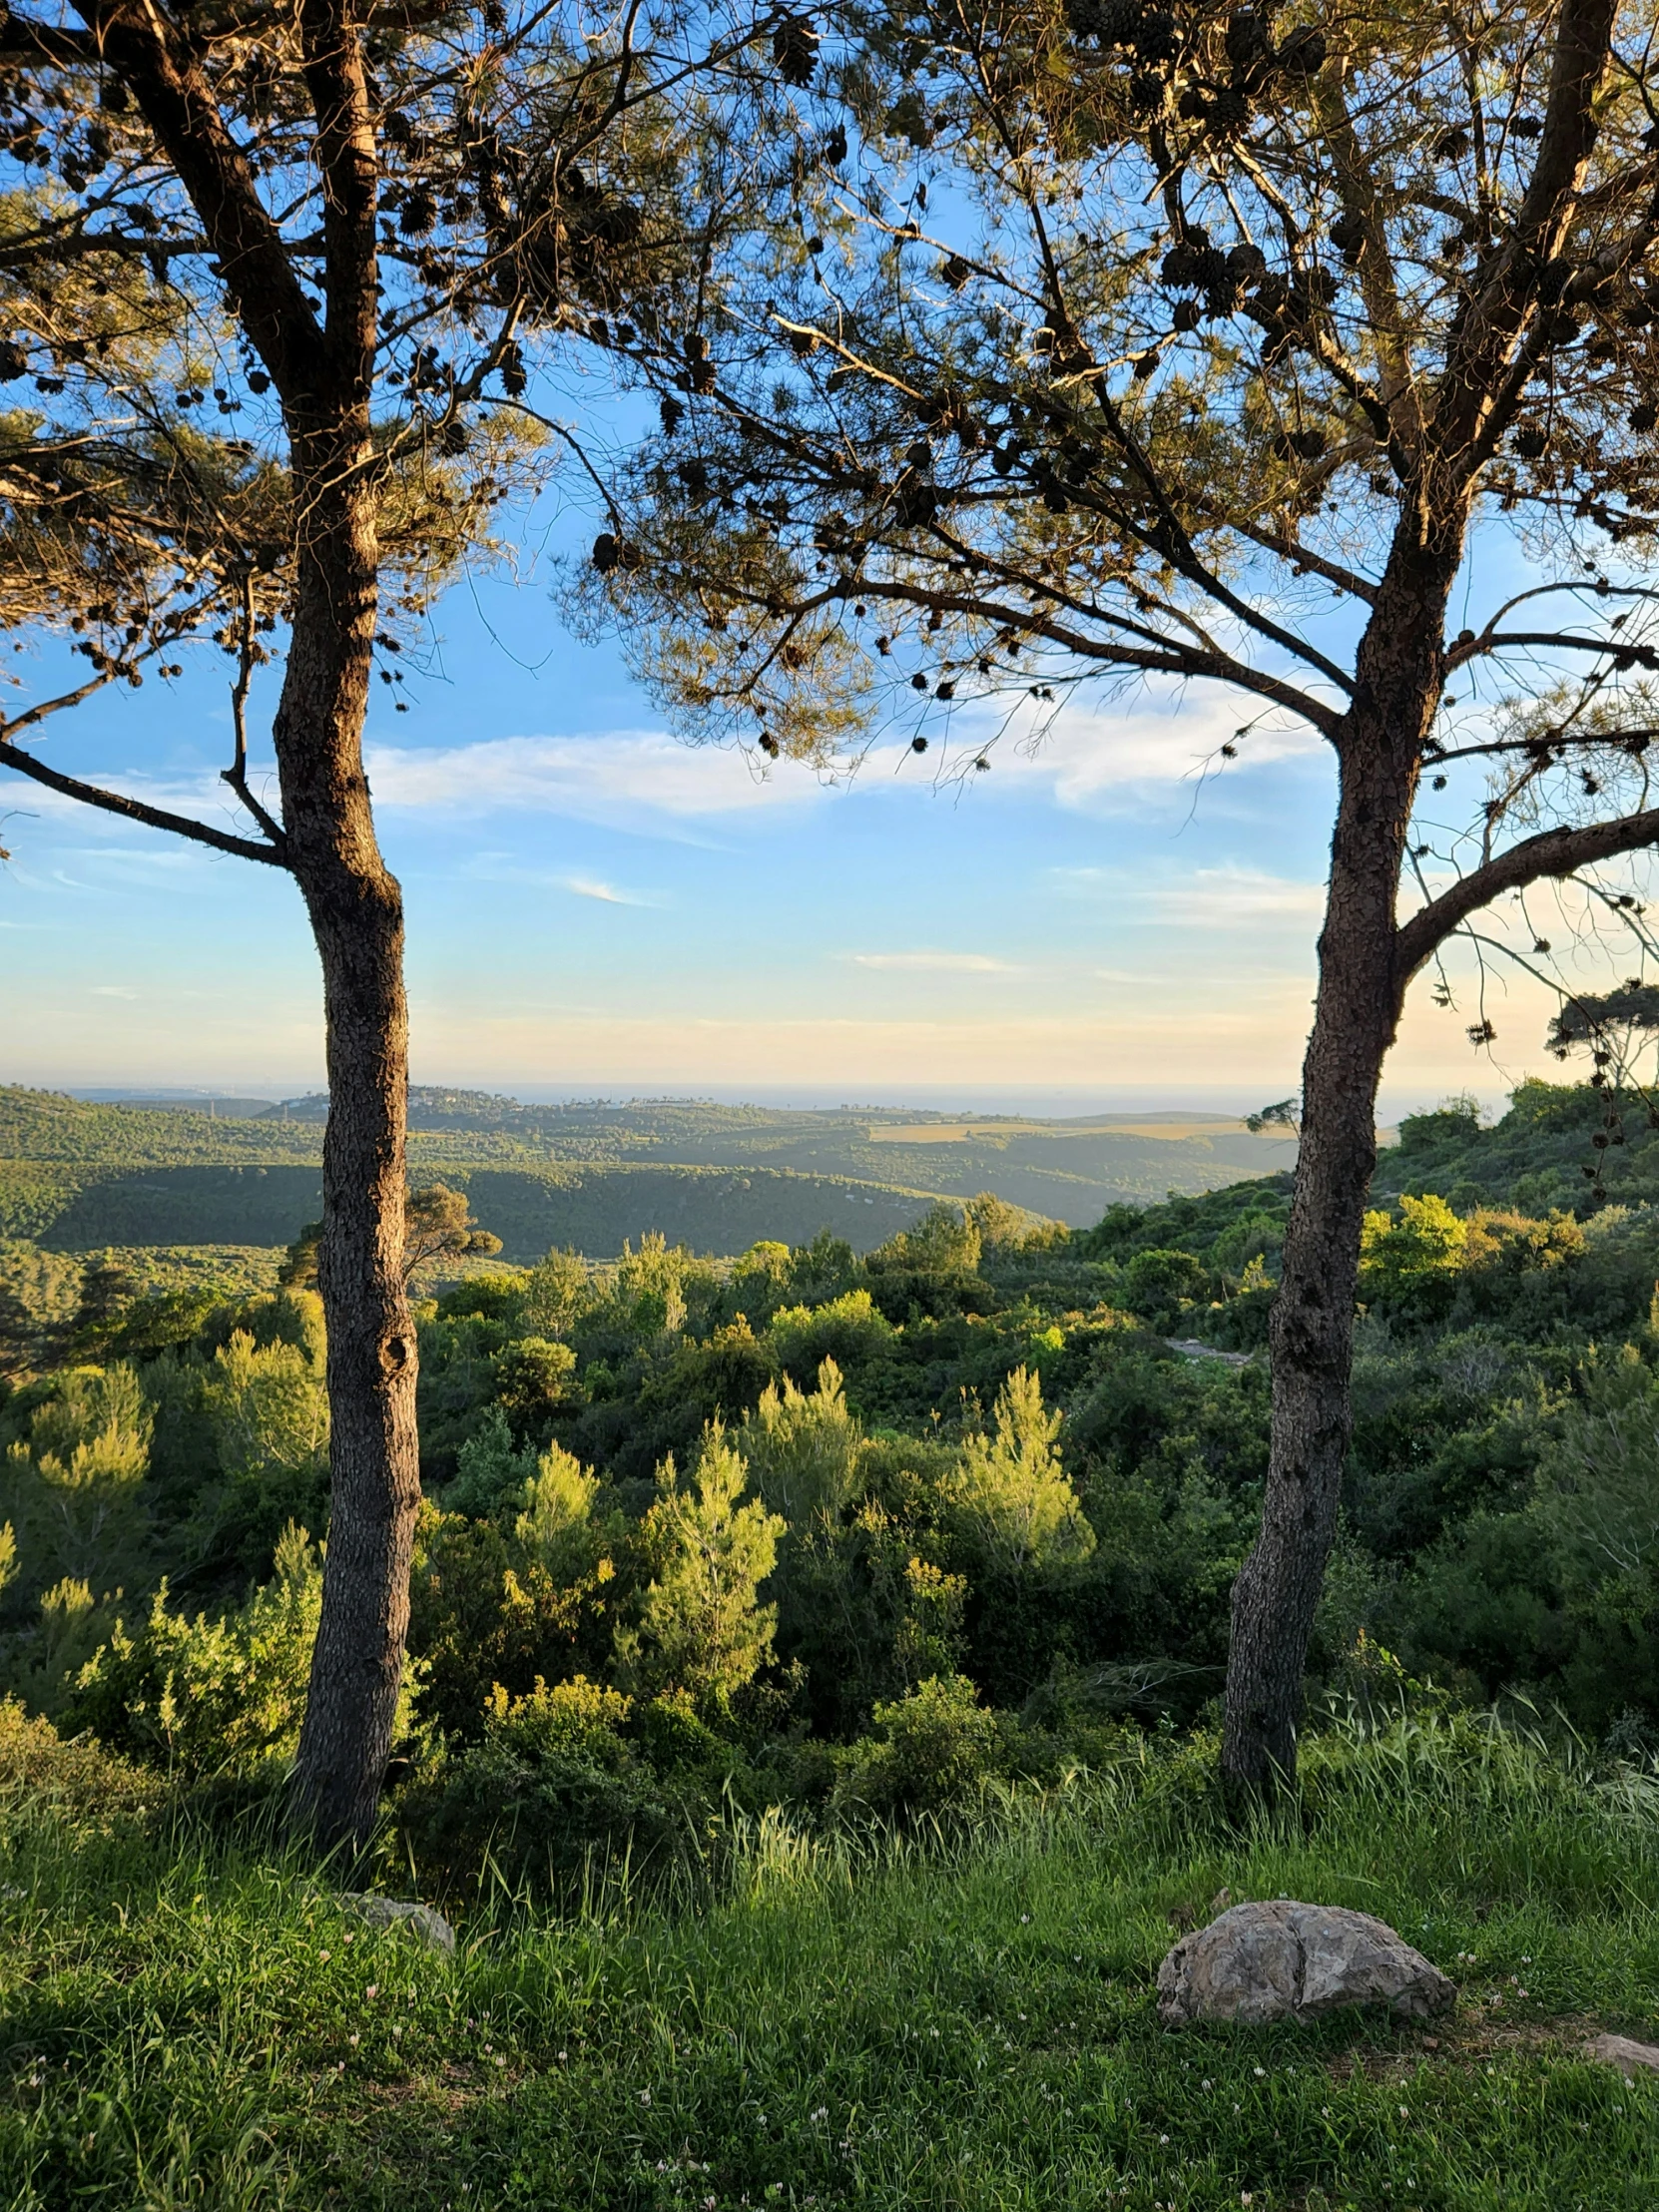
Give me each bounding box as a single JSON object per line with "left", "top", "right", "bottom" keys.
{"left": 3, "top": 1718, "right": 1657, "bottom": 2211}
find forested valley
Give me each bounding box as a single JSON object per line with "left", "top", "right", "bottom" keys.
{"left": 7, "top": 1074, "right": 1659, "bottom": 1900}
{"left": 0, "top": 1083, "right": 1297, "bottom": 1250}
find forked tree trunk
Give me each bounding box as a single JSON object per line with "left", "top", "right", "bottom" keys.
{"left": 278, "top": 433, "right": 421, "bottom": 1852}
{"left": 1221, "top": 531, "right": 1465, "bottom": 1799}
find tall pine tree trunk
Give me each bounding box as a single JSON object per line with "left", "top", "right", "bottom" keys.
{"left": 1220, "top": 0, "right": 1619, "bottom": 1802}
{"left": 278, "top": 429, "right": 420, "bottom": 1851}
{"left": 1221, "top": 530, "right": 1465, "bottom": 1798}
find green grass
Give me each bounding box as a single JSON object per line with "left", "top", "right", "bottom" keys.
{"left": 3, "top": 1720, "right": 1657, "bottom": 2210}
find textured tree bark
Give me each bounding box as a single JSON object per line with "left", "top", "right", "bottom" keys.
{"left": 278, "top": 429, "right": 420, "bottom": 1851}
{"left": 35, "top": 2, "right": 414, "bottom": 1847}
{"left": 1221, "top": 526, "right": 1464, "bottom": 1799}
{"left": 243, "top": 1, "right": 421, "bottom": 1854}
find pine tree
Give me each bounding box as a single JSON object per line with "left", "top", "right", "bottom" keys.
{"left": 586, "top": 0, "right": 1659, "bottom": 1792}
{"left": 0, "top": 0, "right": 781, "bottom": 1843}
{"left": 633, "top": 1431, "right": 785, "bottom": 1701}
{"left": 951, "top": 1367, "right": 1095, "bottom": 1573}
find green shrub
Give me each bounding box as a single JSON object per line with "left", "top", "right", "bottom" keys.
{"left": 0, "top": 1694, "right": 159, "bottom": 1818}
{"left": 867, "top": 1202, "right": 981, "bottom": 1277}
{"left": 764, "top": 1288, "right": 897, "bottom": 1385}
{"left": 407, "top": 1501, "right": 622, "bottom": 1743}
{"left": 0, "top": 1363, "right": 155, "bottom": 1618}
{"left": 193, "top": 1326, "right": 329, "bottom": 1576}
{"left": 492, "top": 1335, "right": 580, "bottom": 1429}
{"left": 482, "top": 1670, "right": 633, "bottom": 1761}
{"left": 67, "top": 1522, "right": 326, "bottom": 1776}
{"left": 620, "top": 1431, "right": 785, "bottom": 1702}
{"left": 948, "top": 1366, "right": 1094, "bottom": 1573}
{"left": 395, "top": 1671, "right": 678, "bottom": 1898}
{"left": 832, "top": 1672, "right": 1007, "bottom": 1819}
{"left": 738, "top": 1359, "right": 865, "bottom": 1524}
{"left": 443, "top": 1403, "right": 536, "bottom": 1518}
{"left": 1359, "top": 1193, "right": 1468, "bottom": 1319}
{"left": 4, "top": 1572, "right": 120, "bottom": 1717}
{"left": 195, "top": 1287, "right": 326, "bottom": 1367}
{"left": 1120, "top": 1248, "right": 1212, "bottom": 1327}
{"left": 1205, "top": 1283, "right": 1275, "bottom": 1350}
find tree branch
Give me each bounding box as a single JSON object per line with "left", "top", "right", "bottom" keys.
{"left": 1430, "top": 725, "right": 1659, "bottom": 765}
{"left": 1394, "top": 806, "right": 1659, "bottom": 983}
{"left": 1457, "top": 631, "right": 1659, "bottom": 670}
{"left": 0, "top": 740, "right": 289, "bottom": 866}
{"left": 1198, "top": 505, "right": 1381, "bottom": 607}
{"left": 0, "top": 10, "right": 99, "bottom": 65}
{"left": 223, "top": 571, "right": 287, "bottom": 848}
{"left": 1436, "top": 0, "right": 1617, "bottom": 457}
{"left": 70, "top": 0, "right": 327, "bottom": 403}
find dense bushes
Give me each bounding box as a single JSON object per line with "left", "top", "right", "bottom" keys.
{"left": 9, "top": 1083, "right": 1659, "bottom": 1889}
{"left": 67, "top": 1522, "right": 326, "bottom": 1777}
{"left": 392, "top": 1674, "right": 690, "bottom": 1894}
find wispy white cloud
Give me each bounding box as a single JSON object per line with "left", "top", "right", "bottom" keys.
{"left": 446, "top": 853, "right": 662, "bottom": 905}
{"left": 15, "top": 690, "right": 1321, "bottom": 862}
{"left": 850, "top": 950, "right": 1020, "bottom": 973}
{"left": 365, "top": 683, "right": 1326, "bottom": 833}
{"left": 1055, "top": 861, "right": 1327, "bottom": 927}
{"left": 90, "top": 985, "right": 139, "bottom": 999}
{"left": 1149, "top": 866, "right": 1328, "bottom": 925}
{"left": 564, "top": 875, "right": 655, "bottom": 906}
{"left": 961, "top": 688, "right": 1327, "bottom": 809}
{"left": 367, "top": 731, "right": 823, "bottom": 827}
{"left": 60, "top": 844, "right": 209, "bottom": 868}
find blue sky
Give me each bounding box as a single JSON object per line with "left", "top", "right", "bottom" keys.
{"left": 0, "top": 492, "right": 1613, "bottom": 1117}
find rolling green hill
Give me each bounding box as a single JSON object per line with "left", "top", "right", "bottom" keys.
{"left": 0, "top": 1090, "right": 945, "bottom": 1258}
{"left": 0, "top": 1084, "right": 1297, "bottom": 1259}
{"left": 16, "top": 1160, "right": 935, "bottom": 1260}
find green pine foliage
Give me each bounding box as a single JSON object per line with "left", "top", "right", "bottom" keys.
{"left": 624, "top": 1432, "right": 786, "bottom": 1703}
{"left": 66, "top": 1522, "right": 326, "bottom": 1777}
{"left": 737, "top": 1361, "right": 866, "bottom": 1525}
{"left": 11, "top": 1078, "right": 1659, "bottom": 1898}
{"left": 0, "top": 1367, "right": 156, "bottom": 1658}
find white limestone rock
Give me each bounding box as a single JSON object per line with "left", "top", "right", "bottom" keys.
{"left": 1587, "top": 2032, "right": 1659, "bottom": 2076}
{"left": 1158, "top": 1900, "right": 1455, "bottom": 2027}
{"left": 338, "top": 1894, "right": 456, "bottom": 1954}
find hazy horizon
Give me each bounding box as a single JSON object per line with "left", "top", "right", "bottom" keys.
{"left": 36, "top": 1076, "right": 1509, "bottom": 1122}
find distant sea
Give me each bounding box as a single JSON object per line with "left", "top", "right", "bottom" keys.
{"left": 61, "top": 1080, "right": 1511, "bottom": 1121}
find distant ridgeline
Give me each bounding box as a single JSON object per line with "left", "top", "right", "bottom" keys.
{"left": 0, "top": 1086, "right": 1299, "bottom": 1257}
{"left": 6, "top": 1081, "right": 1649, "bottom": 1263}
{"left": 0, "top": 1092, "right": 934, "bottom": 1260}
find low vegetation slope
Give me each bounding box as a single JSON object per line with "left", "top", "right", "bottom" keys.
{"left": 8, "top": 1159, "right": 938, "bottom": 1262}
{"left": 0, "top": 1090, "right": 945, "bottom": 1258}
{"left": 2, "top": 1080, "right": 1659, "bottom": 2200}
{"left": 2, "top": 1708, "right": 1655, "bottom": 2210}
{"left": 3, "top": 1079, "right": 1659, "bottom": 1826}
